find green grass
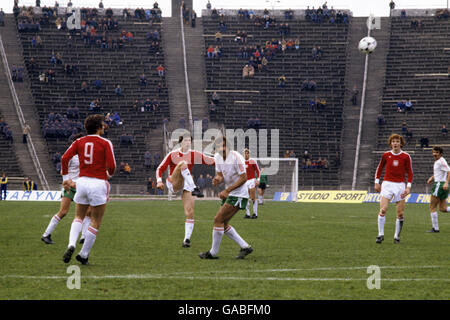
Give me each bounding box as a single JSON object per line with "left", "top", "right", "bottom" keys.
{"left": 0, "top": 200, "right": 449, "bottom": 299}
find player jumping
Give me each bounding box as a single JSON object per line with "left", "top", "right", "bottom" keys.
{"left": 426, "top": 146, "right": 450, "bottom": 233}
{"left": 156, "top": 133, "right": 215, "bottom": 248}
{"left": 243, "top": 148, "right": 260, "bottom": 219}
{"left": 61, "top": 114, "right": 116, "bottom": 265}
{"left": 199, "top": 136, "right": 253, "bottom": 259}
{"left": 374, "top": 133, "right": 413, "bottom": 244}
{"left": 41, "top": 133, "right": 92, "bottom": 245}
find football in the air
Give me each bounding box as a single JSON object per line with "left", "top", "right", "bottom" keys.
{"left": 358, "top": 36, "right": 377, "bottom": 54}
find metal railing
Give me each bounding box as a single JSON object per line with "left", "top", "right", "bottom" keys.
{"left": 0, "top": 35, "right": 50, "bottom": 190}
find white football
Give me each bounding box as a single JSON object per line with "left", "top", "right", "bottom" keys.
{"left": 358, "top": 36, "right": 377, "bottom": 54}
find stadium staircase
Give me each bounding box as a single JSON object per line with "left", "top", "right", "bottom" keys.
{"left": 0, "top": 14, "right": 57, "bottom": 189}
{"left": 340, "top": 17, "right": 390, "bottom": 190}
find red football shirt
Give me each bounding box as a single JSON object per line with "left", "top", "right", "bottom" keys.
{"left": 156, "top": 149, "right": 215, "bottom": 180}
{"left": 61, "top": 135, "right": 116, "bottom": 180}
{"left": 375, "top": 150, "right": 413, "bottom": 184}
{"left": 245, "top": 158, "right": 260, "bottom": 180}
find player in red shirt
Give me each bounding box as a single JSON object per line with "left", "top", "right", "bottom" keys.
{"left": 156, "top": 133, "right": 214, "bottom": 248}
{"left": 374, "top": 134, "right": 413, "bottom": 244}
{"left": 61, "top": 114, "right": 116, "bottom": 265}
{"left": 243, "top": 149, "right": 260, "bottom": 219}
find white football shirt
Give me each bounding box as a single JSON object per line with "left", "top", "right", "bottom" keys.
{"left": 214, "top": 150, "right": 249, "bottom": 198}
{"left": 63, "top": 155, "right": 80, "bottom": 182}
{"left": 433, "top": 156, "right": 450, "bottom": 182}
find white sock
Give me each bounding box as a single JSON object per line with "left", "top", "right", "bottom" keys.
{"left": 394, "top": 218, "right": 404, "bottom": 239}
{"left": 431, "top": 212, "right": 439, "bottom": 230}
{"left": 181, "top": 168, "right": 196, "bottom": 191}
{"left": 378, "top": 215, "right": 385, "bottom": 236}
{"left": 258, "top": 195, "right": 263, "bottom": 204}
{"left": 245, "top": 201, "right": 250, "bottom": 216}
{"left": 185, "top": 219, "right": 194, "bottom": 240}
{"left": 446, "top": 207, "right": 450, "bottom": 213}
{"left": 43, "top": 214, "right": 61, "bottom": 237}
{"left": 224, "top": 226, "right": 249, "bottom": 248}
{"left": 210, "top": 227, "right": 224, "bottom": 256}
{"left": 79, "top": 226, "right": 98, "bottom": 258}
{"left": 80, "top": 216, "right": 91, "bottom": 240}
{"left": 253, "top": 200, "right": 258, "bottom": 216}
{"left": 68, "top": 218, "right": 83, "bottom": 248}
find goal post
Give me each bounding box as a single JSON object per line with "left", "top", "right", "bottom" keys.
{"left": 254, "top": 158, "right": 298, "bottom": 202}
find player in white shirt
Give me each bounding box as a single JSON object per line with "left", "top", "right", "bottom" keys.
{"left": 41, "top": 134, "right": 92, "bottom": 244}
{"left": 426, "top": 146, "right": 450, "bottom": 233}
{"left": 199, "top": 136, "right": 254, "bottom": 259}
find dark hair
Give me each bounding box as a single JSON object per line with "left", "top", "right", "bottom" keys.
{"left": 433, "top": 146, "right": 444, "bottom": 154}
{"left": 178, "top": 133, "right": 192, "bottom": 144}
{"left": 84, "top": 114, "right": 104, "bottom": 134}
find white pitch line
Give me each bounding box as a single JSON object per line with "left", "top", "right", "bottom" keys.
{"left": 2, "top": 265, "right": 448, "bottom": 282}
{"left": 1, "top": 274, "right": 449, "bottom": 282}
{"left": 163, "top": 265, "right": 447, "bottom": 276}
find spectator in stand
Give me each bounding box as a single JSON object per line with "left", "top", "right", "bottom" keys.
{"left": 209, "top": 101, "right": 217, "bottom": 115}
{"left": 400, "top": 9, "right": 407, "bottom": 19}
{"left": 139, "top": 73, "right": 147, "bottom": 86}
{"left": 351, "top": 85, "right": 359, "bottom": 105}
{"left": 0, "top": 8, "right": 4, "bottom": 27}
{"left": 212, "top": 91, "right": 220, "bottom": 105}
{"left": 99, "top": 1, "right": 104, "bottom": 9}
{"left": 278, "top": 75, "right": 287, "bottom": 88}
{"left": 147, "top": 177, "right": 154, "bottom": 194}
{"left": 153, "top": 152, "right": 161, "bottom": 170}
{"left": 442, "top": 124, "right": 448, "bottom": 137}
{"left": 214, "top": 45, "right": 222, "bottom": 58}
{"left": 81, "top": 81, "right": 88, "bottom": 94}
{"left": 396, "top": 100, "right": 405, "bottom": 112}
{"left": 144, "top": 151, "right": 152, "bottom": 169}
{"left": 405, "top": 99, "right": 413, "bottom": 112}
{"left": 112, "top": 112, "right": 122, "bottom": 126}
{"left": 247, "top": 117, "right": 255, "bottom": 129}
{"left": 205, "top": 174, "right": 213, "bottom": 197}
{"left": 406, "top": 128, "right": 413, "bottom": 143}
{"left": 22, "top": 123, "right": 31, "bottom": 144}
{"left": 401, "top": 121, "right": 408, "bottom": 135}
{"left": 377, "top": 113, "right": 386, "bottom": 126}
{"left": 206, "top": 45, "right": 214, "bottom": 58}
{"left": 197, "top": 174, "right": 206, "bottom": 193}
{"left": 120, "top": 133, "right": 134, "bottom": 145}
{"left": 191, "top": 10, "right": 197, "bottom": 27}
{"left": 143, "top": 98, "right": 152, "bottom": 112}
{"left": 420, "top": 137, "right": 429, "bottom": 148}
{"left": 156, "top": 64, "right": 165, "bottom": 77}
{"left": 93, "top": 79, "right": 102, "bottom": 90}
{"left": 123, "top": 163, "right": 131, "bottom": 174}
{"left": 114, "top": 84, "right": 122, "bottom": 96}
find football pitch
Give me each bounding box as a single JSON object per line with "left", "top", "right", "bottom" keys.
{"left": 0, "top": 200, "right": 449, "bottom": 300}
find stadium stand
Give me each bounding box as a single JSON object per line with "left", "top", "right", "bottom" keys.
{"left": 202, "top": 9, "right": 350, "bottom": 188}
{"left": 15, "top": 6, "right": 169, "bottom": 186}
{"left": 373, "top": 13, "right": 450, "bottom": 190}
{"left": 0, "top": 112, "right": 23, "bottom": 178}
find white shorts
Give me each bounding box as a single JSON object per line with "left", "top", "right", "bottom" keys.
{"left": 74, "top": 176, "right": 110, "bottom": 206}
{"left": 246, "top": 178, "right": 256, "bottom": 189}
{"left": 380, "top": 181, "right": 406, "bottom": 203}
{"left": 166, "top": 176, "right": 195, "bottom": 193}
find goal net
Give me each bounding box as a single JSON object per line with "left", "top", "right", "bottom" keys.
{"left": 254, "top": 158, "right": 298, "bottom": 202}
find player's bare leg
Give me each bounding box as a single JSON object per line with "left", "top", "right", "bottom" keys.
{"left": 428, "top": 196, "right": 441, "bottom": 233}
{"left": 376, "top": 196, "right": 389, "bottom": 243}
{"left": 182, "top": 190, "right": 195, "bottom": 247}
{"left": 394, "top": 200, "right": 405, "bottom": 243}
{"left": 63, "top": 204, "right": 89, "bottom": 263}
{"left": 170, "top": 162, "right": 186, "bottom": 193}
{"left": 76, "top": 204, "right": 107, "bottom": 265}
{"left": 42, "top": 196, "right": 72, "bottom": 244}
